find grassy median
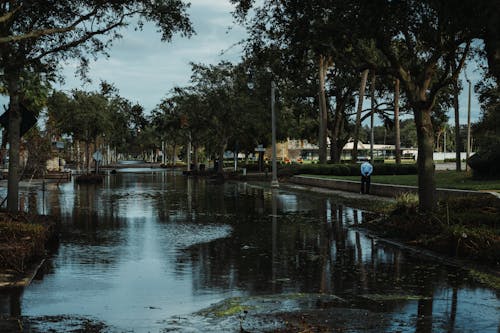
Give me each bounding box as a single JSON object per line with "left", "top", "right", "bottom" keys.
{"left": 305, "top": 171, "right": 500, "bottom": 192}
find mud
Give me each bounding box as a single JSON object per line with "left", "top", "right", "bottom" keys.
{"left": 158, "top": 293, "right": 430, "bottom": 332}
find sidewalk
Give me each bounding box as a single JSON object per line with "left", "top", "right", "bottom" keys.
{"left": 289, "top": 175, "right": 499, "bottom": 201}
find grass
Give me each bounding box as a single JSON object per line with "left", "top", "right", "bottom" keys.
{"left": 362, "top": 195, "right": 500, "bottom": 265}
{"left": 196, "top": 297, "right": 253, "bottom": 318}
{"left": 304, "top": 171, "right": 500, "bottom": 191}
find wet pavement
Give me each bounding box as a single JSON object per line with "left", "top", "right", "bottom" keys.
{"left": 0, "top": 170, "right": 498, "bottom": 332}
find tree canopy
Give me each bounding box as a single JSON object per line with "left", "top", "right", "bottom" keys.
{"left": 0, "top": 0, "right": 193, "bottom": 212}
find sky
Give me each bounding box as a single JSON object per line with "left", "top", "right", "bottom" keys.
{"left": 56, "top": 0, "right": 246, "bottom": 112}
{"left": 0, "top": 0, "right": 485, "bottom": 127}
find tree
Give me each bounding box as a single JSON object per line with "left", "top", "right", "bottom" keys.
{"left": 193, "top": 62, "right": 249, "bottom": 173}
{"left": 153, "top": 88, "right": 199, "bottom": 167}
{"left": 0, "top": 0, "right": 193, "bottom": 212}
{"left": 231, "top": 0, "right": 365, "bottom": 164}
{"left": 399, "top": 120, "right": 418, "bottom": 148}
{"left": 354, "top": 1, "right": 472, "bottom": 211}
{"left": 151, "top": 107, "right": 182, "bottom": 166}
{"left": 23, "top": 126, "right": 52, "bottom": 177}
{"left": 48, "top": 90, "right": 111, "bottom": 172}
{"left": 327, "top": 64, "right": 358, "bottom": 163}
{"left": 468, "top": 77, "right": 500, "bottom": 178}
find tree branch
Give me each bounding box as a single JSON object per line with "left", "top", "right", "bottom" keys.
{"left": 0, "top": 6, "right": 101, "bottom": 44}
{"left": 0, "top": 4, "right": 22, "bottom": 24}
{"left": 375, "top": 35, "right": 416, "bottom": 94}
{"left": 0, "top": 26, "right": 75, "bottom": 44}
{"left": 32, "top": 11, "right": 138, "bottom": 61}
{"left": 429, "top": 40, "right": 471, "bottom": 101}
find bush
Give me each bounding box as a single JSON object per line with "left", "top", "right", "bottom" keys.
{"left": 241, "top": 163, "right": 264, "bottom": 172}
{"left": 277, "top": 163, "right": 417, "bottom": 177}
{"left": 364, "top": 195, "right": 499, "bottom": 265}
{"left": 76, "top": 174, "right": 105, "bottom": 184}
{"left": 393, "top": 193, "right": 419, "bottom": 214}
{"left": 0, "top": 221, "right": 48, "bottom": 272}
{"left": 468, "top": 152, "right": 500, "bottom": 179}
{"left": 372, "top": 163, "right": 418, "bottom": 175}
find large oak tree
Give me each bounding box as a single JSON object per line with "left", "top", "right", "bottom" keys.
{"left": 0, "top": 0, "right": 192, "bottom": 212}
{"left": 231, "top": 0, "right": 491, "bottom": 212}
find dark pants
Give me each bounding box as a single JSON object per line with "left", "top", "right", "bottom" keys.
{"left": 361, "top": 175, "right": 371, "bottom": 194}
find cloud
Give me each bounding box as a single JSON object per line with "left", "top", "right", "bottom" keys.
{"left": 0, "top": 0, "right": 485, "bottom": 130}
{"left": 189, "top": 0, "right": 235, "bottom": 11}
{"left": 51, "top": 0, "right": 245, "bottom": 112}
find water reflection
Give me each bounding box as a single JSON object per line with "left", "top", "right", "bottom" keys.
{"left": 0, "top": 172, "right": 498, "bottom": 332}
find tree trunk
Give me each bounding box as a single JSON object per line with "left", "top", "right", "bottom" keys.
{"left": 329, "top": 100, "right": 345, "bottom": 163}
{"left": 370, "top": 71, "right": 376, "bottom": 161}
{"left": 76, "top": 141, "right": 81, "bottom": 170}
{"left": 186, "top": 138, "right": 192, "bottom": 171}
{"left": 85, "top": 141, "right": 90, "bottom": 173}
{"left": 451, "top": 64, "right": 461, "bottom": 171}
{"left": 217, "top": 143, "right": 225, "bottom": 174}
{"left": 352, "top": 69, "right": 369, "bottom": 162}
{"left": 414, "top": 106, "right": 437, "bottom": 212}
{"left": 318, "top": 55, "right": 330, "bottom": 164}
{"left": 193, "top": 144, "right": 199, "bottom": 171}
{"left": 394, "top": 79, "right": 402, "bottom": 164}
{"left": 258, "top": 151, "right": 263, "bottom": 172}
{"left": 172, "top": 143, "right": 177, "bottom": 166}
{"left": 6, "top": 70, "right": 21, "bottom": 213}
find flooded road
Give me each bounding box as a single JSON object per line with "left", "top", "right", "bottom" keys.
{"left": 0, "top": 170, "right": 498, "bottom": 332}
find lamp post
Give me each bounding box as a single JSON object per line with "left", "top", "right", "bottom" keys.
{"left": 247, "top": 68, "right": 279, "bottom": 187}
{"left": 466, "top": 79, "right": 471, "bottom": 172}
{"left": 270, "top": 80, "right": 279, "bottom": 188}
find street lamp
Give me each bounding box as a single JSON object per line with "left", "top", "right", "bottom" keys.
{"left": 270, "top": 80, "right": 279, "bottom": 188}
{"left": 466, "top": 79, "right": 471, "bottom": 172}
{"left": 247, "top": 69, "right": 279, "bottom": 188}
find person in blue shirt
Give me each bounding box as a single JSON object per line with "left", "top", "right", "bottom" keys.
{"left": 360, "top": 160, "right": 373, "bottom": 194}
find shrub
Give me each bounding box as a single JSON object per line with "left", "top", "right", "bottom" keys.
{"left": 277, "top": 163, "right": 417, "bottom": 177}
{"left": 240, "top": 163, "right": 264, "bottom": 172}
{"left": 76, "top": 174, "right": 104, "bottom": 184}
{"left": 393, "top": 193, "right": 419, "bottom": 214}
{"left": 468, "top": 152, "right": 500, "bottom": 179}
{"left": 0, "top": 221, "right": 48, "bottom": 272}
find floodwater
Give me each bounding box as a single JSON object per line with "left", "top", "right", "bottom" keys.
{"left": 0, "top": 170, "right": 498, "bottom": 332}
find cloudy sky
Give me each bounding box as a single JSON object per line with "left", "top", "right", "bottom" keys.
{"left": 1, "top": 0, "right": 484, "bottom": 127}
{"left": 58, "top": 0, "right": 246, "bottom": 112}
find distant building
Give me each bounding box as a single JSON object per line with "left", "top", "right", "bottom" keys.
{"left": 264, "top": 138, "right": 418, "bottom": 162}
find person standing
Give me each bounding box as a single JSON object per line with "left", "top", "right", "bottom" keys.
{"left": 360, "top": 160, "right": 373, "bottom": 194}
